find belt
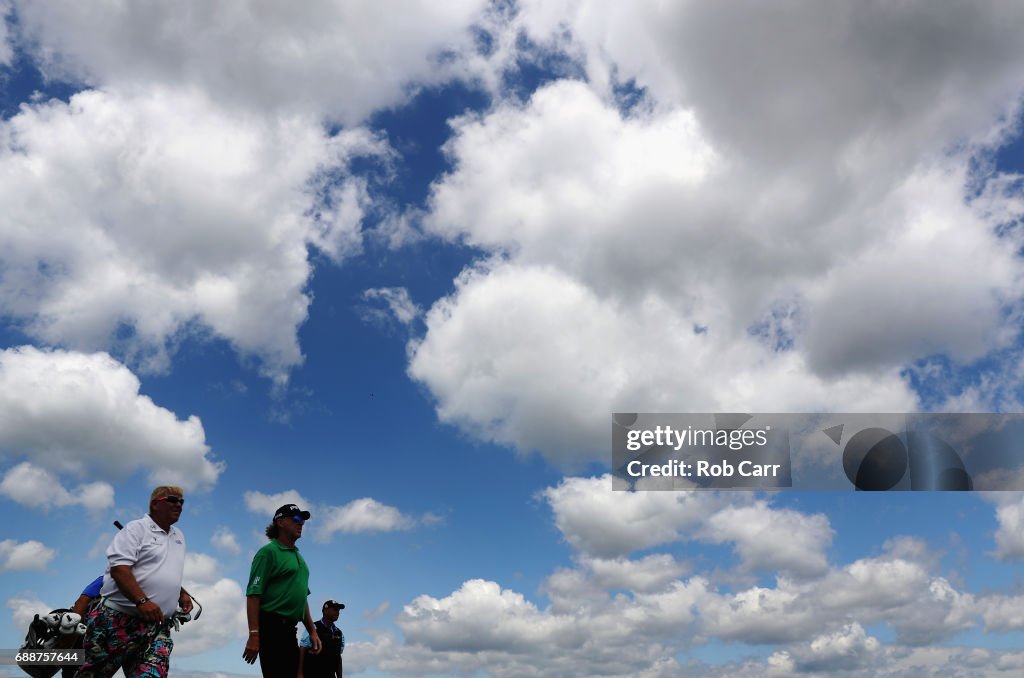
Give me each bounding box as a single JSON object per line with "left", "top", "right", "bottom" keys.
{"left": 259, "top": 610, "right": 299, "bottom": 626}
{"left": 101, "top": 598, "right": 143, "bottom": 618}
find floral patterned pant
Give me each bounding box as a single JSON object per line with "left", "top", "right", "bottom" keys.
{"left": 74, "top": 605, "right": 173, "bottom": 678}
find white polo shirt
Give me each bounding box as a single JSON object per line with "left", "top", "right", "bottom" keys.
{"left": 100, "top": 514, "right": 187, "bottom": 616}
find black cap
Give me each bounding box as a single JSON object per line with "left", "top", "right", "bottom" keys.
{"left": 323, "top": 599, "right": 345, "bottom": 610}
{"left": 273, "top": 504, "right": 311, "bottom": 521}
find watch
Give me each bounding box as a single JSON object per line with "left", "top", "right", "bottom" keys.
{"left": 135, "top": 596, "right": 150, "bottom": 606}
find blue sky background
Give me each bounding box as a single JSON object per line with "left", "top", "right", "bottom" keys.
{"left": 3, "top": 2, "right": 1024, "bottom": 676}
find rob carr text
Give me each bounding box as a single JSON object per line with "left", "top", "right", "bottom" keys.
{"left": 626, "top": 459, "right": 781, "bottom": 478}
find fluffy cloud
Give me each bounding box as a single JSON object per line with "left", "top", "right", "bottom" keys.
{"left": 355, "top": 638, "right": 1024, "bottom": 678}
{"left": 385, "top": 577, "right": 698, "bottom": 677}
{"left": 420, "top": 72, "right": 1020, "bottom": 325}
{"left": 179, "top": 558, "right": 249, "bottom": 655}
{"left": 318, "top": 498, "right": 417, "bottom": 537}
{"left": 411, "top": 262, "right": 917, "bottom": 463}
{"left": 990, "top": 496, "right": 1024, "bottom": 559}
{"left": 967, "top": 582, "right": 1024, "bottom": 635}
{"left": 7, "top": 594, "right": 51, "bottom": 632}
{"left": 578, "top": 554, "right": 688, "bottom": 594}
{"left": 980, "top": 593, "right": 1024, "bottom": 632}
{"left": 700, "top": 557, "right": 977, "bottom": 646}
{"left": 399, "top": 579, "right": 577, "bottom": 653}
{"left": 703, "top": 502, "right": 833, "bottom": 578}
{"left": 183, "top": 553, "right": 220, "bottom": 584}
{"left": 0, "top": 346, "right": 221, "bottom": 490}
{"left": 0, "top": 88, "right": 387, "bottom": 381}
{"left": 761, "top": 645, "right": 1024, "bottom": 678}
{"left": 0, "top": 461, "right": 114, "bottom": 512}
{"left": 173, "top": 577, "right": 247, "bottom": 657}
{"left": 541, "top": 475, "right": 730, "bottom": 557}
{"left": 243, "top": 489, "right": 419, "bottom": 539}
{"left": 0, "top": 539, "right": 56, "bottom": 572}
{"left": 409, "top": 2, "right": 1024, "bottom": 463}
{"left": 11, "top": 0, "right": 493, "bottom": 124}
{"left": 0, "top": 3, "right": 511, "bottom": 386}
{"left": 787, "top": 623, "right": 882, "bottom": 673}
{"left": 517, "top": 1, "right": 1024, "bottom": 165}
{"left": 343, "top": 474, "right": 988, "bottom": 675}
{"left": 541, "top": 474, "right": 836, "bottom": 579}
{"left": 360, "top": 539, "right": 986, "bottom": 677}
{"left": 357, "top": 630, "right": 688, "bottom": 678}
{"left": 800, "top": 165, "right": 1022, "bottom": 376}
{"left": 426, "top": 80, "right": 717, "bottom": 258}
{"left": 211, "top": 527, "right": 242, "bottom": 556}
{"left": 243, "top": 490, "right": 311, "bottom": 519}
{"left": 342, "top": 475, "right": 982, "bottom": 675}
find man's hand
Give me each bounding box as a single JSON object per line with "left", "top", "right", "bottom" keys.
{"left": 137, "top": 600, "right": 163, "bottom": 623}
{"left": 178, "top": 591, "right": 193, "bottom": 615}
{"left": 310, "top": 629, "right": 322, "bottom": 654}
{"left": 243, "top": 635, "right": 260, "bottom": 664}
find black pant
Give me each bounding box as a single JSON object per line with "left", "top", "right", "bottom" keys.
{"left": 258, "top": 610, "right": 299, "bottom": 678}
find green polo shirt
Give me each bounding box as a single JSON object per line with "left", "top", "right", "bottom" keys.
{"left": 246, "top": 539, "right": 311, "bottom": 620}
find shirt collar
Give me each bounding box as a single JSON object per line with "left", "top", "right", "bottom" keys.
{"left": 272, "top": 538, "right": 299, "bottom": 551}
{"left": 143, "top": 513, "right": 177, "bottom": 536}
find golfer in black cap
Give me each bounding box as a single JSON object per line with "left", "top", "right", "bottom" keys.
{"left": 299, "top": 599, "right": 345, "bottom": 678}
{"left": 243, "top": 504, "right": 321, "bottom": 678}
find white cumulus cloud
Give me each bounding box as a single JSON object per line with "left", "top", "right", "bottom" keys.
{"left": 0, "top": 346, "right": 221, "bottom": 490}
{"left": 11, "top": 0, "right": 494, "bottom": 124}
{"left": 0, "top": 88, "right": 388, "bottom": 381}
{"left": 990, "top": 496, "right": 1024, "bottom": 560}
{"left": 318, "top": 498, "right": 418, "bottom": 538}
{"left": 244, "top": 489, "right": 420, "bottom": 540}
{"left": 341, "top": 473, "right": 1005, "bottom": 677}
{"left": 703, "top": 502, "right": 833, "bottom": 578}
{"left": 174, "top": 577, "right": 247, "bottom": 657}
{"left": 407, "top": 2, "right": 1024, "bottom": 464}
{"left": 211, "top": 527, "right": 242, "bottom": 556}
{"left": 7, "top": 594, "right": 52, "bottom": 632}
{"left": 0, "top": 461, "right": 114, "bottom": 513}
{"left": 540, "top": 475, "right": 731, "bottom": 557}
{"left": 243, "top": 490, "right": 311, "bottom": 519}
{"left": 0, "top": 539, "right": 56, "bottom": 572}
{"left": 398, "top": 579, "right": 578, "bottom": 653}
{"left": 183, "top": 553, "right": 220, "bottom": 584}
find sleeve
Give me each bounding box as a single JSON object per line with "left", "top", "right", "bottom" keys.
{"left": 106, "top": 521, "right": 143, "bottom": 568}
{"left": 245, "top": 547, "right": 269, "bottom": 596}
{"left": 339, "top": 629, "right": 344, "bottom": 655}
{"left": 82, "top": 576, "right": 104, "bottom": 598}
{"left": 299, "top": 628, "right": 312, "bottom": 649}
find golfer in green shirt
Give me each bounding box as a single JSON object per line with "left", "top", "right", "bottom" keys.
{"left": 243, "top": 503, "right": 321, "bottom": 677}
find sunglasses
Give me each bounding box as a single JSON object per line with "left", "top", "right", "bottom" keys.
{"left": 159, "top": 496, "right": 185, "bottom": 506}
{"left": 289, "top": 516, "right": 305, "bottom": 524}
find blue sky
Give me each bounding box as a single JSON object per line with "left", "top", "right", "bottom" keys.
{"left": 3, "top": 2, "right": 1024, "bottom": 676}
